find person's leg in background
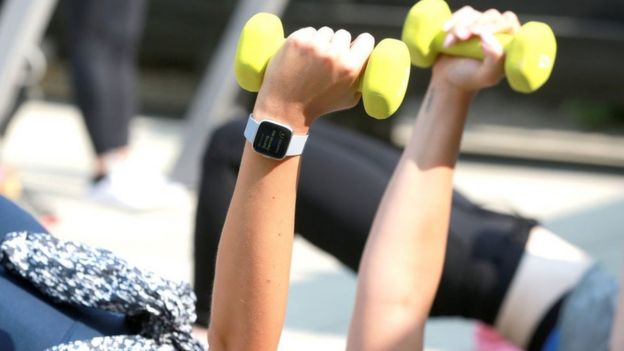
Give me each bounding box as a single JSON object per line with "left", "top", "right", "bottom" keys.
{"left": 67, "top": 0, "right": 145, "bottom": 177}
{"left": 0, "top": 196, "right": 130, "bottom": 351}
{"left": 66, "top": 0, "right": 183, "bottom": 210}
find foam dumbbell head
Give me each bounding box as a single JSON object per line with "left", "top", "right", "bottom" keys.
{"left": 362, "top": 38, "right": 411, "bottom": 119}
{"left": 505, "top": 22, "right": 557, "bottom": 93}
{"left": 235, "top": 12, "right": 284, "bottom": 92}
{"left": 401, "top": 0, "right": 451, "bottom": 68}
{"left": 401, "top": 0, "right": 557, "bottom": 93}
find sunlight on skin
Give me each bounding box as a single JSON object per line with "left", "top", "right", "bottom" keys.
{"left": 192, "top": 325, "right": 208, "bottom": 348}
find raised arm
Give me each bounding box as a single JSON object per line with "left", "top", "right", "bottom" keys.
{"left": 347, "top": 8, "right": 520, "bottom": 350}
{"left": 208, "top": 27, "right": 374, "bottom": 350}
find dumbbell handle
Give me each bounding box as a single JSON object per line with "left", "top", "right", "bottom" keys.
{"left": 238, "top": 37, "right": 393, "bottom": 94}
{"left": 433, "top": 31, "right": 513, "bottom": 61}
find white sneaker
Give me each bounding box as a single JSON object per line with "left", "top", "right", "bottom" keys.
{"left": 88, "top": 158, "right": 188, "bottom": 211}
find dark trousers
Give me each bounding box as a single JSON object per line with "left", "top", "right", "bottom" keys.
{"left": 0, "top": 196, "right": 130, "bottom": 351}
{"left": 66, "top": 0, "right": 147, "bottom": 155}
{"left": 194, "top": 119, "right": 538, "bottom": 326}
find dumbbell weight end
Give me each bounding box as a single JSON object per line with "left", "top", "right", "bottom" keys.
{"left": 361, "top": 38, "right": 411, "bottom": 119}
{"left": 235, "top": 12, "right": 284, "bottom": 92}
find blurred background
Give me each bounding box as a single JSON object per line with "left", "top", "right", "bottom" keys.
{"left": 1, "top": 0, "right": 623, "bottom": 349}
{"left": 32, "top": 0, "right": 624, "bottom": 138}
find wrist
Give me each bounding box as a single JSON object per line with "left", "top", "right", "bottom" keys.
{"left": 253, "top": 100, "right": 311, "bottom": 134}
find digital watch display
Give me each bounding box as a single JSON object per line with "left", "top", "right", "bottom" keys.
{"left": 252, "top": 121, "right": 293, "bottom": 159}
{"left": 243, "top": 115, "right": 308, "bottom": 160}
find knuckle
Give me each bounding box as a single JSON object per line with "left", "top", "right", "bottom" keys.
{"left": 287, "top": 37, "right": 317, "bottom": 54}
{"left": 319, "top": 26, "right": 333, "bottom": 32}
{"left": 286, "top": 36, "right": 306, "bottom": 49}
{"left": 503, "top": 11, "right": 518, "bottom": 19}
{"left": 503, "top": 11, "right": 521, "bottom": 26}
{"left": 336, "top": 28, "right": 352, "bottom": 39}
{"left": 484, "top": 9, "right": 501, "bottom": 16}
{"left": 319, "top": 52, "right": 335, "bottom": 65}
{"left": 336, "top": 63, "right": 352, "bottom": 76}
{"left": 340, "top": 63, "right": 359, "bottom": 78}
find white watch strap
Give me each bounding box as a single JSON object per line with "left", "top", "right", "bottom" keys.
{"left": 244, "top": 114, "right": 308, "bottom": 156}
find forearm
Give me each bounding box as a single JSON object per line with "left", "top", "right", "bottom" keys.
{"left": 209, "top": 144, "right": 300, "bottom": 350}
{"left": 207, "top": 23, "right": 375, "bottom": 350}
{"left": 348, "top": 76, "right": 473, "bottom": 350}
{"left": 611, "top": 270, "right": 624, "bottom": 351}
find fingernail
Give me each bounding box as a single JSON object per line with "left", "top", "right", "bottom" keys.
{"left": 443, "top": 34, "right": 455, "bottom": 48}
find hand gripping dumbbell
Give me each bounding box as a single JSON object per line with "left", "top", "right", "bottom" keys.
{"left": 235, "top": 13, "right": 411, "bottom": 119}
{"left": 401, "top": 0, "right": 557, "bottom": 93}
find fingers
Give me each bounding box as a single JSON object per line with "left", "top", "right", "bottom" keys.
{"left": 288, "top": 26, "right": 317, "bottom": 47}
{"left": 443, "top": 7, "right": 521, "bottom": 52}
{"left": 448, "top": 6, "right": 481, "bottom": 41}
{"left": 347, "top": 32, "right": 375, "bottom": 71}
{"left": 502, "top": 11, "right": 521, "bottom": 33}
{"left": 288, "top": 26, "right": 373, "bottom": 71}
{"left": 443, "top": 6, "right": 478, "bottom": 33}
{"left": 443, "top": 6, "right": 480, "bottom": 47}
{"left": 329, "top": 29, "right": 352, "bottom": 58}
{"left": 480, "top": 31, "right": 504, "bottom": 59}
{"left": 476, "top": 49, "right": 505, "bottom": 86}
{"left": 315, "top": 26, "right": 335, "bottom": 51}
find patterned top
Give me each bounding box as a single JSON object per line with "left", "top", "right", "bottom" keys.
{"left": 0, "top": 232, "right": 205, "bottom": 351}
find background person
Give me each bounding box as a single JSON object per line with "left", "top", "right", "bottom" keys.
{"left": 66, "top": 0, "right": 184, "bottom": 210}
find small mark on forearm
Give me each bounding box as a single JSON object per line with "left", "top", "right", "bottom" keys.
{"left": 425, "top": 88, "right": 435, "bottom": 113}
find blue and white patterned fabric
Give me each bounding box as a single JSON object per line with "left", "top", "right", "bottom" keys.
{"left": 0, "top": 232, "right": 205, "bottom": 351}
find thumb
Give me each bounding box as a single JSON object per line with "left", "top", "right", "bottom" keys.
{"left": 476, "top": 32, "right": 505, "bottom": 86}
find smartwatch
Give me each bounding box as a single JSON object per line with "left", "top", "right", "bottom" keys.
{"left": 244, "top": 114, "right": 308, "bottom": 159}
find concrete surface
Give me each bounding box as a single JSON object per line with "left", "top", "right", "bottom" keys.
{"left": 2, "top": 100, "right": 623, "bottom": 350}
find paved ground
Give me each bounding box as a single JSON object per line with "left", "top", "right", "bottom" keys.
{"left": 2, "top": 100, "right": 623, "bottom": 350}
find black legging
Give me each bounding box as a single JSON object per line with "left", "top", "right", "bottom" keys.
{"left": 66, "top": 0, "right": 147, "bottom": 155}
{"left": 194, "top": 118, "right": 538, "bottom": 335}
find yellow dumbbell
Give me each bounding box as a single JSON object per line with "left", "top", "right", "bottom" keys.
{"left": 402, "top": 0, "right": 557, "bottom": 93}
{"left": 235, "top": 13, "right": 411, "bottom": 119}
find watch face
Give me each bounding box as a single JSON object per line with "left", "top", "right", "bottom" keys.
{"left": 253, "top": 121, "right": 293, "bottom": 159}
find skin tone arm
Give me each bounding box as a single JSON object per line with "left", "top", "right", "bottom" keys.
{"left": 347, "top": 8, "right": 521, "bottom": 350}
{"left": 611, "top": 270, "right": 624, "bottom": 350}
{"left": 207, "top": 27, "right": 375, "bottom": 350}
